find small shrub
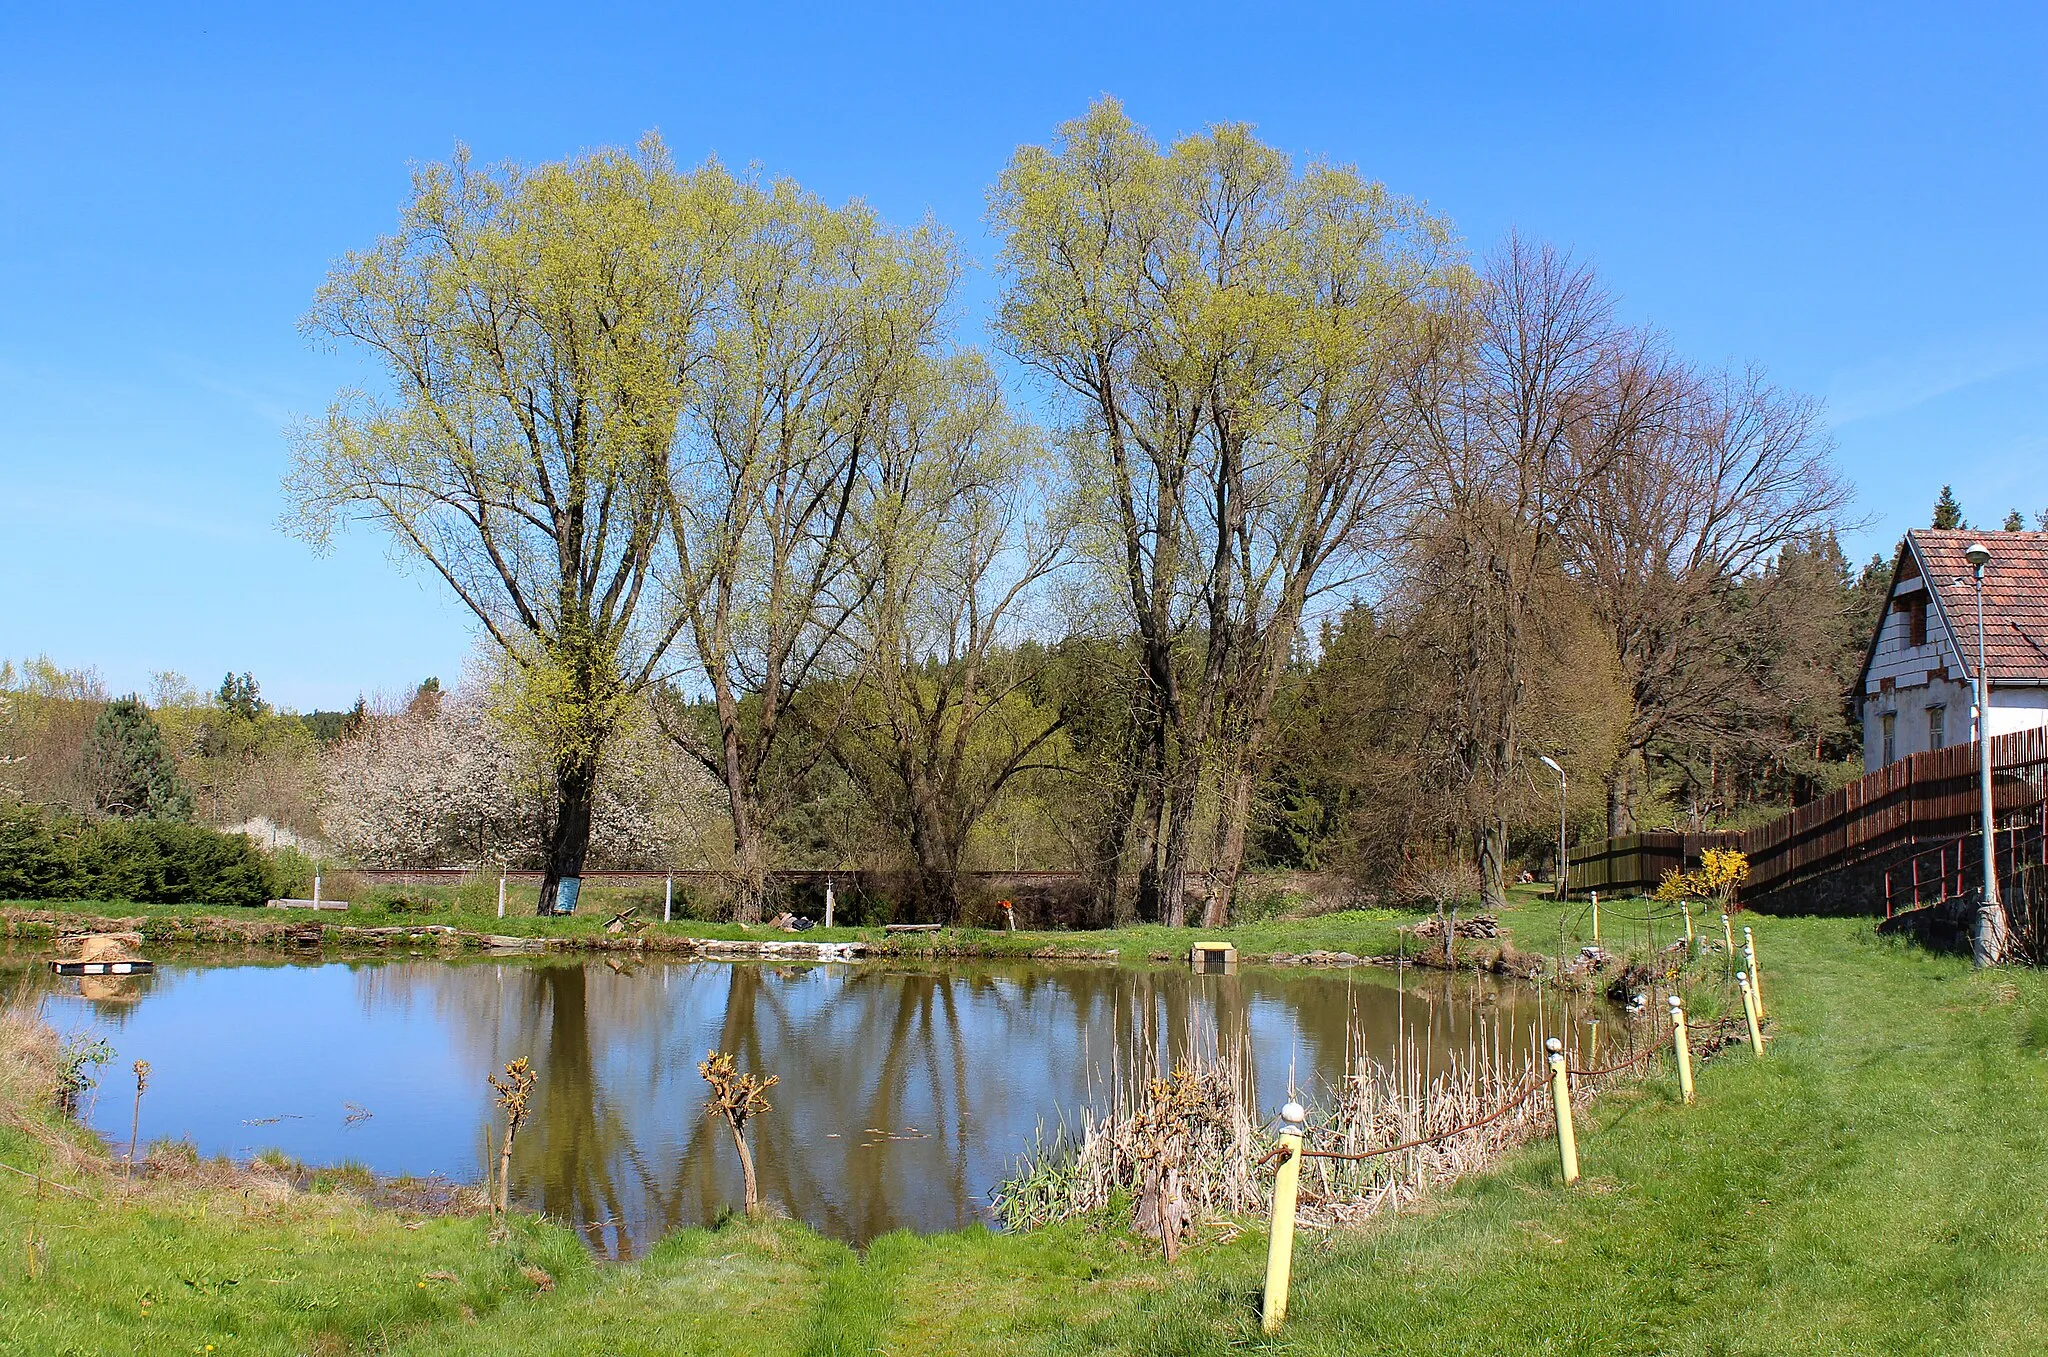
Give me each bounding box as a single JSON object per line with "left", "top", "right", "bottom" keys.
{"left": 268, "top": 846, "right": 317, "bottom": 898}
{"left": 56, "top": 1034, "right": 112, "bottom": 1112}
{"left": 701, "top": 1051, "right": 776, "bottom": 1218}
{"left": 366, "top": 890, "right": 436, "bottom": 917}
{"left": 1230, "top": 885, "right": 1298, "bottom": 925}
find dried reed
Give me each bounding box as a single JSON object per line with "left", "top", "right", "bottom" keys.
{"left": 995, "top": 1005, "right": 1649, "bottom": 1238}
{"left": 125, "top": 1059, "right": 150, "bottom": 1185}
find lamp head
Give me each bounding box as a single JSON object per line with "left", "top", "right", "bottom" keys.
{"left": 1539, "top": 754, "right": 1564, "bottom": 776}
{"left": 1965, "top": 542, "right": 1992, "bottom": 572}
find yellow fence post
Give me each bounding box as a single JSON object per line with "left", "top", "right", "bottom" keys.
{"left": 1591, "top": 891, "right": 1600, "bottom": 944}
{"left": 1738, "top": 971, "right": 1765, "bottom": 1056}
{"left": 1668, "top": 995, "right": 1695, "bottom": 1104}
{"left": 1682, "top": 902, "right": 1696, "bottom": 952}
{"left": 1260, "top": 1101, "right": 1307, "bottom": 1334}
{"left": 1546, "top": 1037, "right": 1580, "bottom": 1185}
{"left": 1743, "top": 926, "right": 1765, "bottom": 1018}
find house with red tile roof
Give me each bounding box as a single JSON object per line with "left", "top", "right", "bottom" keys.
{"left": 1857, "top": 529, "right": 2048, "bottom": 772}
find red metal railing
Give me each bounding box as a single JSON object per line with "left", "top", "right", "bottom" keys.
{"left": 1881, "top": 823, "right": 2048, "bottom": 918}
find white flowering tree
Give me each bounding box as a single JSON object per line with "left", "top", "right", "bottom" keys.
{"left": 322, "top": 688, "right": 714, "bottom": 869}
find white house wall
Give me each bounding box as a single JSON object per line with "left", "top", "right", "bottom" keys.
{"left": 1863, "top": 674, "right": 1975, "bottom": 771}
{"left": 1988, "top": 687, "right": 2048, "bottom": 738}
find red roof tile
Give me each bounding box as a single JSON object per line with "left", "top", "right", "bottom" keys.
{"left": 1911, "top": 529, "right": 2048, "bottom": 684}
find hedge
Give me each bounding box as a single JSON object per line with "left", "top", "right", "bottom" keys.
{"left": 0, "top": 803, "right": 275, "bottom": 906}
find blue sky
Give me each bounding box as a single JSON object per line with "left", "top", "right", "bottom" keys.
{"left": 3, "top": 2, "right": 2043, "bottom": 710}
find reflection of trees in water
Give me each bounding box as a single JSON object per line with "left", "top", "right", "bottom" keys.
{"left": 341, "top": 956, "right": 1591, "bottom": 1256}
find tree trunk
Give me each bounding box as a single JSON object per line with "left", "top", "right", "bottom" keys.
{"left": 1202, "top": 755, "right": 1257, "bottom": 928}
{"left": 1477, "top": 816, "right": 1509, "bottom": 911}
{"left": 1131, "top": 710, "right": 1170, "bottom": 924}
{"left": 495, "top": 1120, "right": 516, "bottom": 1216}
{"left": 1093, "top": 775, "right": 1142, "bottom": 926}
{"left": 728, "top": 808, "right": 768, "bottom": 926}
{"left": 1157, "top": 684, "right": 1214, "bottom": 932}
{"left": 728, "top": 1120, "right": 759, "bottom": 1218}
{"left": 905, "top": 773, "right": 964, "bottom": 923}
{"left": 1607, "top": 747, "right": 1642, "bottom": 839}
{"left": 537, "top": 750, "right": 597, "bottom": 915}
{"left": 1160, "top": 758, "right": 1200, "bottom": 929}
{"left": 716, "top": 708, "right": 768, "bottom": 925}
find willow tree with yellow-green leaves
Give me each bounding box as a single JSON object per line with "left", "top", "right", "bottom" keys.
{"left": 287, "top": 138, "right": 722, "bottom": 913}
{"left": 991, "top": 98, "right": 1463, "bottom": 925}
{"left": 653, "top": 177, "right": 995, "bottom": 923}
{"left": 824, "top": 350, "right": 1074, "bottom": 917}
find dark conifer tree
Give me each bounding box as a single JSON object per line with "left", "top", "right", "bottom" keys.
{"left": 1932, "top": 485, "right": 1966, "bottom": 530}
{"left": 78, "top": 698, "right": 190, "bottom": 820}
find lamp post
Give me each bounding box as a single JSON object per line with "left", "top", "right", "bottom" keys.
{"left": 1540, "top": 755, "right": 1567, "bottom": 903}
{"left": 1965, "top": 541, "right": 2003, "bottom": 964}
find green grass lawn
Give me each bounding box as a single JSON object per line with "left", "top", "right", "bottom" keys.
{"left": 8, "top": 904, "right": 2048, "bottom": 1353}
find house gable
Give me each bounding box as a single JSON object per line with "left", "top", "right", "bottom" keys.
{"left": 1857, "top": 529, "right": 2048, "bottom": 771}
{"left": 1857, "top": 537, "right": 1964, "bottom": 701}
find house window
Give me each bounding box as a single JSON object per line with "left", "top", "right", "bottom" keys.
{"left": 1882, "top": 712, "right": 1897, "bottom": 764}
{"left": 1928, "top": 705, "right": 1945, "bottom": 750}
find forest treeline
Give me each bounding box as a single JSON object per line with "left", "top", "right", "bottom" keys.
{"left": 15, "top": 102, "right": 2042, "bottom": 923}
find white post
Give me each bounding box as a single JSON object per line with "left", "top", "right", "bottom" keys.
{"left": 1558, "top": 774, "right": 1568, "bottom": 903}
{"left": 1964, "top": 543, "right": 2005, "bottom": 964}
{"left": 824, "top": 878, "right": 836, "bottom": 930}
{"left": 313, "top": 874, "right": 321, "bottom": 907}
{"left": 664, "top": 873, "right": 673, "bottom": 924}
{"left": 497, "top": 870, "right": 506, "bottom": 920}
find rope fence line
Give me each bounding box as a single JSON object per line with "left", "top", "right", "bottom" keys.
{"left": 0, "top": 1158, "right": 89, "bottom": 1197}
{"left": 1295, "top": 1070, "right": 1548, "bottom": 1164}
{"left": 1257, "top": 926, "right": 1775, "bottom": 1335}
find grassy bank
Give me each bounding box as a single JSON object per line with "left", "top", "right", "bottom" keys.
{"left": 0, "top": 894, "right": 1427, "bottom": 964}
{"left": 10, "top": 908, "right": 2048, "bottom": 1353}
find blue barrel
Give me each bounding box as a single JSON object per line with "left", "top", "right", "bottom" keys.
{"left": 556, "top": 876, "right": 582, "bottom": 915}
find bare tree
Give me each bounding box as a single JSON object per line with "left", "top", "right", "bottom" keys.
{"left": 1401, "top": 237, "right": 1680, "bottom": 906}
{"left": 1559, "top": 367, "right": 1849, "bottom": 833}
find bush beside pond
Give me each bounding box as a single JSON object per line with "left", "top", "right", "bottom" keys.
{"left": 0, "top": 802, "right": 276, "bottom": 907}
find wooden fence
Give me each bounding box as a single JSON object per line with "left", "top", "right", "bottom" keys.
{"left": 1564, "top": 832, "right": 1738, "bottom": 896}
{"left": 1570, "top": 726, "right": 2048, "bottom": 900}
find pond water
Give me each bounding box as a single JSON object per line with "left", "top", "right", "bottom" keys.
{"left": 12, "top": 952, "right": 1597, "bottom": 1256}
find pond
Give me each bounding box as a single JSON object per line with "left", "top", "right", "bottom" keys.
{"left": 12, "top": 952, "right": 1598, "bottom": 1256}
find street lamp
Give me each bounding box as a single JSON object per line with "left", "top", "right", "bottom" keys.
{"left": 1964, "top": 542, "right": 2002, "bottom": 962}
{"left": 1539, "top": 755, "right": 1567, "bottom": 903}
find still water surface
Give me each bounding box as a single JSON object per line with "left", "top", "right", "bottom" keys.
{"left": 18, "top": 954, "right": 1593, "bottom": 1256}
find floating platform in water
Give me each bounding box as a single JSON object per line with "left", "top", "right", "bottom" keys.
{"left": 695, "top": 939, "right": 864, "bottom": 962}
{"left": 49, "top": 959, "right": 155, "bottom": 976}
